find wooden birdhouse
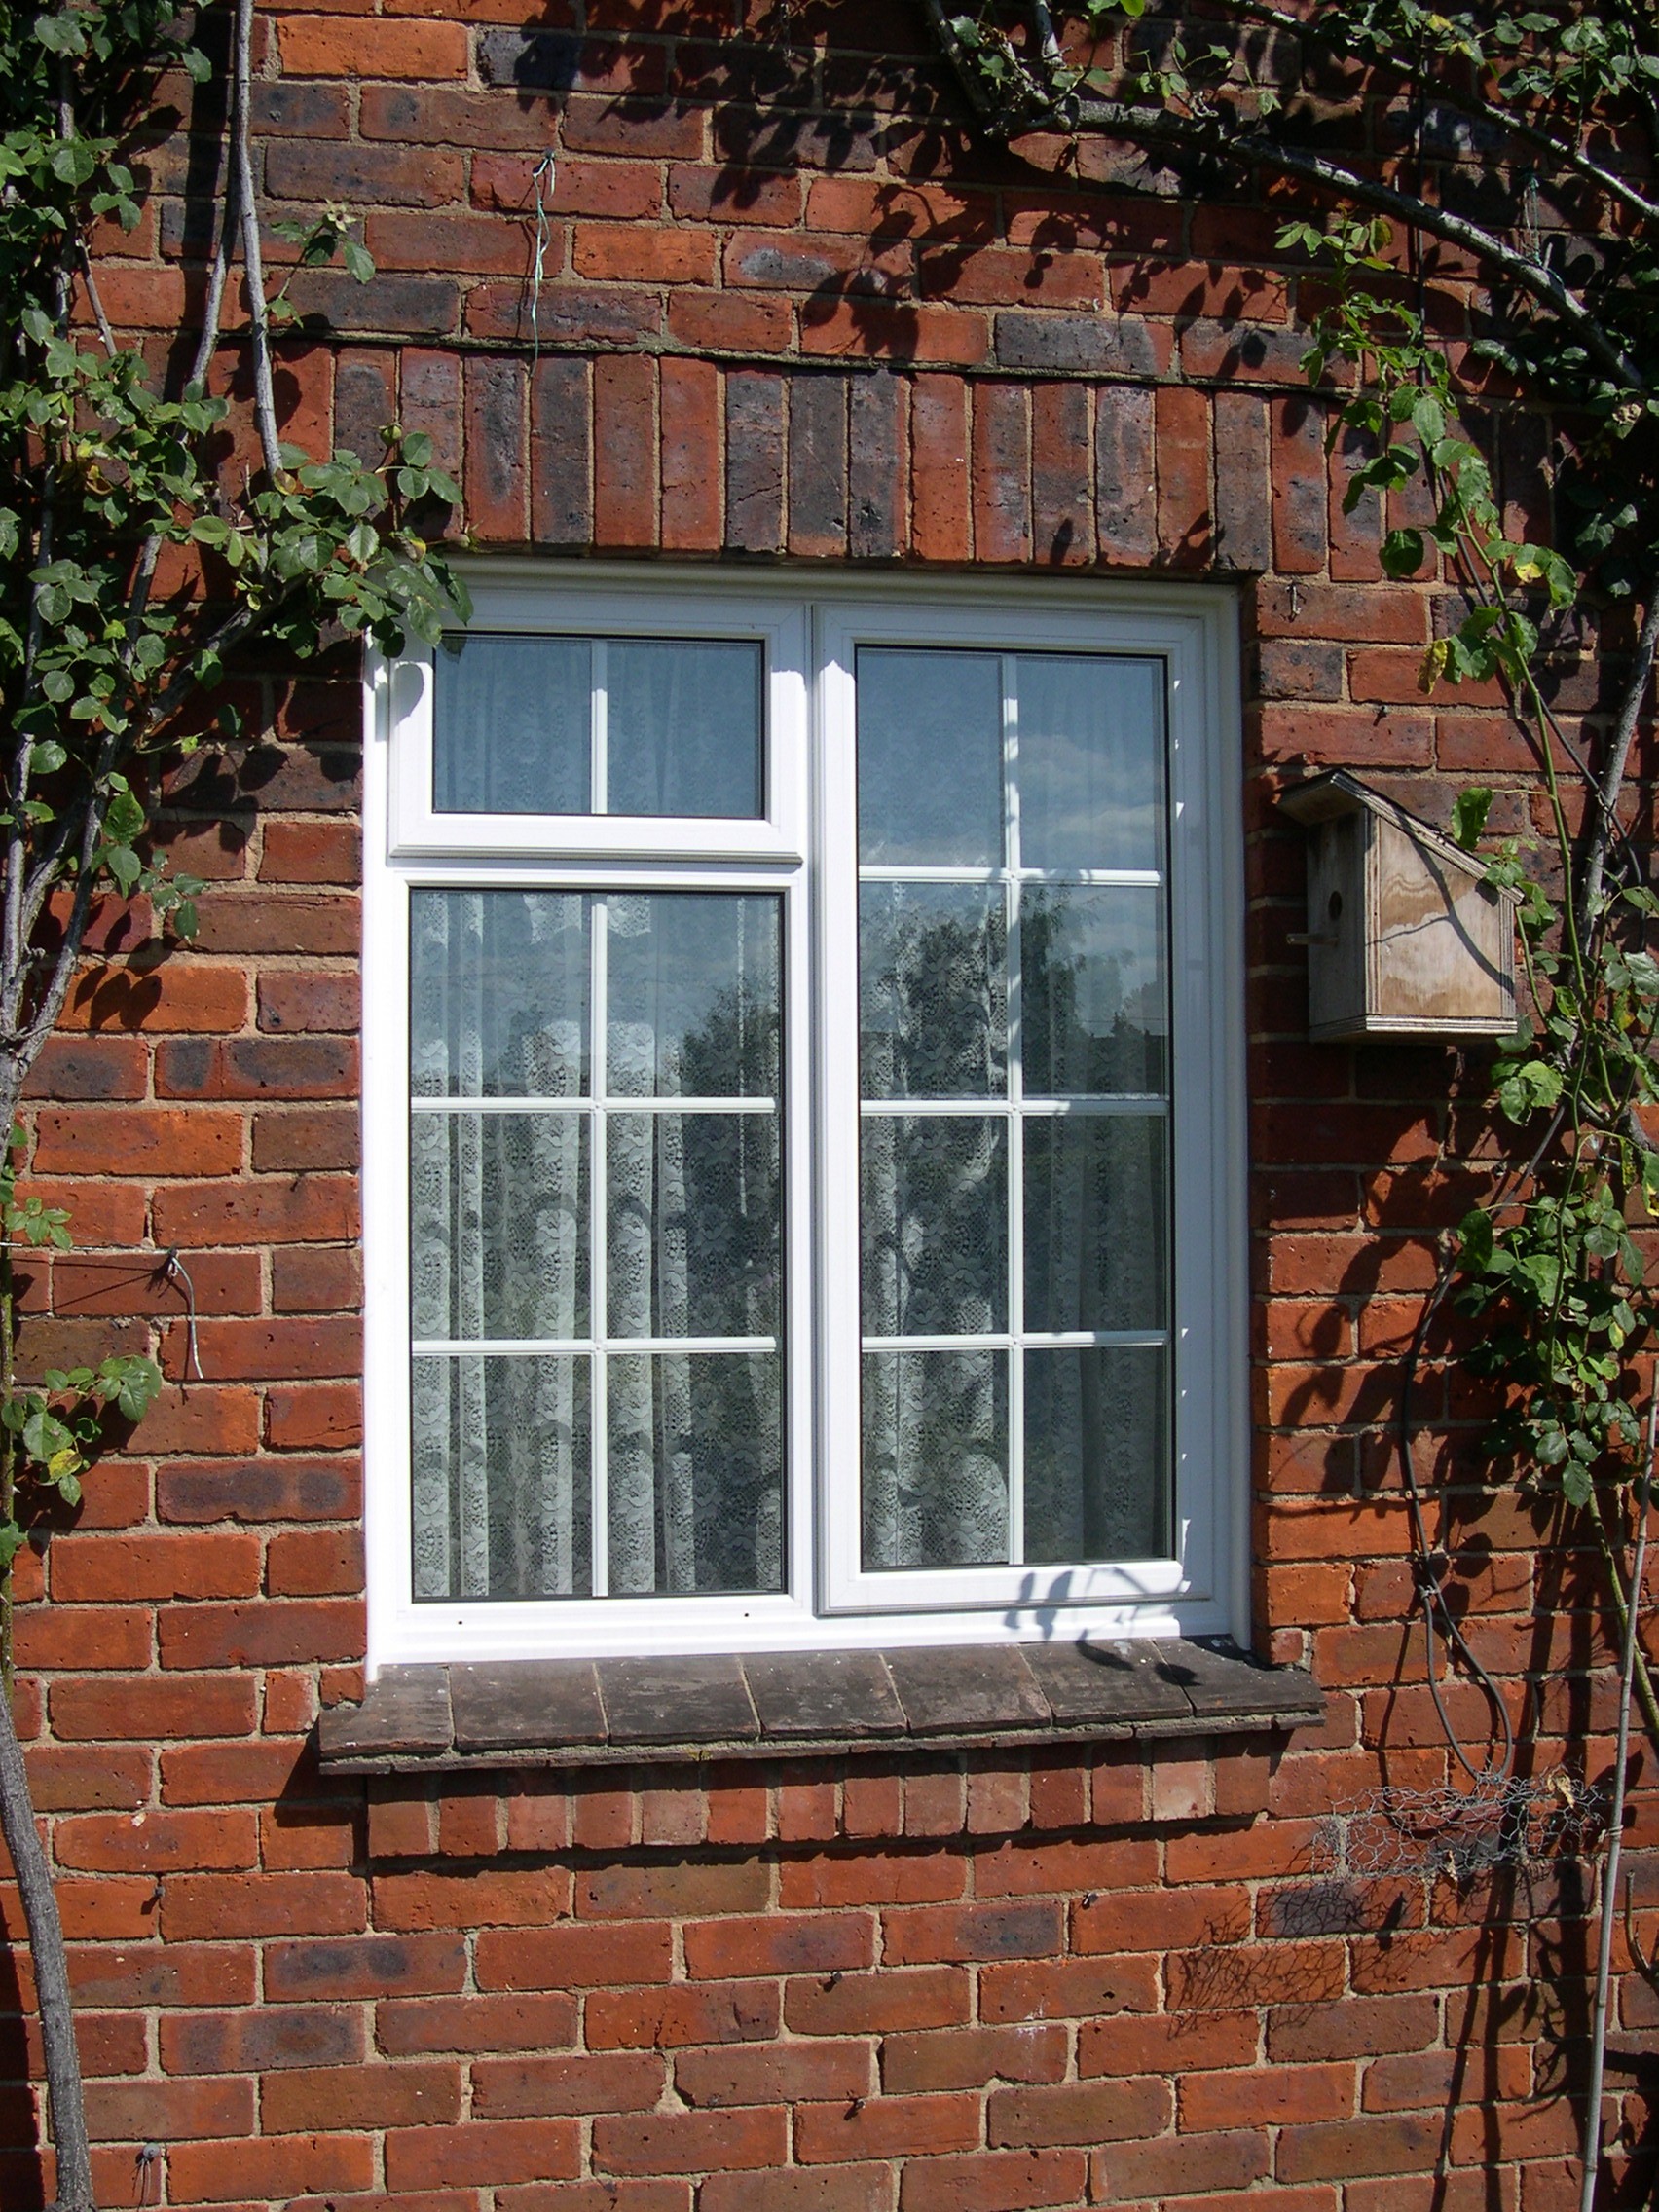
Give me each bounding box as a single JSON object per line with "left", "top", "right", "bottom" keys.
{"left": 1278, "top": 771, "right": 1520, "bottom": 1043}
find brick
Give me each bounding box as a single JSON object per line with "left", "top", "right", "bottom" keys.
{"left": 162, "top": 1872, "right": 366, "bottom": 1941}
{"left": 374, "top": 1865, "right": 572, "bottom": 1931}
{"left": 279, "top": 16, "right": 468, "bottom": 77}
{"left": 1275, "top": 2112, "right": 1444, "bottom": 2184}
{"left": 973, "top": 382, "right": 1030, "bottom": 563}
{"left": 1157, "top": 383, "right": 1212, "bottom": 564}
{"left": 882, "top": 1899, "right": 1062, "bottom": 1966}
{"left": 466, "top": 355, "right": 528, "bottom": 539}
{"left": 53, "top": 1531, "right": 260, "bottom": 1604}
{"left": 1091, "top": 2130, "right": 1270, "bottom": 2199}
{"left": 911, "top": 373, "right": 969, "bottom": 562}
{"left": 989, "top": 2075, "right": 1172, "bottom": 2147}
{"left": 849, "top": 369, "right": 904, "bottom": 558}
{"left": 684, "top": 1910, "right": 874, "bottom": 1979}
{"left": 788, "top": 372, "right": 849, "bottom": 557}
{"left": 676, "top": 2041, "right": 873, "bottom": 2110}
{"left": 786, "top": 1968, "right": 969, "bottom": 2037}
{"left": 262, "top": 2061, "right": 462, "bottom": 2131}
{"left": 660, "top": 357, "right": 721, "bottom": 551}
{"left": 476, "top": 1922, "right": 674, "bottom": 1990}
{"left": 31, "top": 1106, "right": 240, "bottom": 1176}
{"left": 795, "top": 2091, "right": 978, "bottom": 2161}
{"left": 376, "top": 1991, "right": 578, "bottom": 2056}
{"left": 899, "top": 2148, "right": 1086, "bottom": 2212}
{"left": 158, "top": 2005, "right": 361, "bottom": 2078}
{"left": 153, "top": 1174, "right": 358, "bottom": 1248}
{"left": 595, "top": 2109, "right": 788, "bottom": 2176}
{"left": 701, "top": 2174, "right": 890, "bottom": 2212}
{"left": 159, "top": 1597, "right": 364, "bottom": 1666}
{"left": 1031, "top": 382, "right": 1092, "bottom": 567}
{"left": 473, "top": 2052, "right": 665, "bottom": 2119}
{"left": 55, "top": 1806, "right": 259, "bottom": 1874}
{"left": 726, "top": 369, "right": 785, "bottom": 552}
{"left": 593, "top": 351, "right": 658, "bottom": 548}
{"left": 588, "top": 1978, "right": 780, "bottom": 2051}
{"left": 265, "top": 1933, "right": 467, "bottom": 2002}
{"left": 387, "top": 2120, "right": 582, "bottom": 2191}
{"left": 166, "top": 2129, "right": 375, "bottom": 2203}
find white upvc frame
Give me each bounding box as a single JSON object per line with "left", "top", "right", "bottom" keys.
{"left": 362, "top": 563, "right": 1247, "bottom": 1675}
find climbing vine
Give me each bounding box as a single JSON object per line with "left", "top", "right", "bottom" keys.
{"left": 0, "top": 1, "right": 465, "bottom": 2202}
{"left": 920, "top": 2, "right": 1659, "bottom": 2196}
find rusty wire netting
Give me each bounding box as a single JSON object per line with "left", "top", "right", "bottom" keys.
{"left": 1312, "top": 1771, "right": 1609, "bottom": 1886}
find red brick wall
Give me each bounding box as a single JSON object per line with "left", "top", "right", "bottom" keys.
{"left": 6, "top": 2, "right": 1649, "bottom": 2203}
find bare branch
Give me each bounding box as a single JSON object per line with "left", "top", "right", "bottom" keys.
{"left": 1214, "top": 0, "right": 1659, "bottom": 231}
{"left": 1578, "top": 584, "right": 1659, "bottom": 940}
{"left": 1058, "top": 92, "right": 1650, "bottom": 396}
{"left": 232, "top": 0, "right": 281, "bottom": 478}
{"left": 76, "top": 242, "right": 118, "bottom": 358}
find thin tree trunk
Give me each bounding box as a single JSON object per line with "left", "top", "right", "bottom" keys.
{"left": 0, "top": 1679, "right": 92, "bottom": 2211}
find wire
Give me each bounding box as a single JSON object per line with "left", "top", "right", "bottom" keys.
{"left": 20, "top": 1243, "right": 203, "bottom": 1383}
{"left": 529, "top": 152, "right": 556, "bottom": 361}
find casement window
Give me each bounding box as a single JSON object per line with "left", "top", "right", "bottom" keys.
{"left": 362, "top": 570, "right": 1244, "bottom": 1668}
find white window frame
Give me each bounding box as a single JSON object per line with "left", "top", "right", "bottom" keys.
{"left": 362, "top": 564, "right": 1246, "bottom": 1674}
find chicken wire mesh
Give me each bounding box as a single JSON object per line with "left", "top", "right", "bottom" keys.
{"left": 1312, "top": 1770, "right": 1608, "bottom": 1886}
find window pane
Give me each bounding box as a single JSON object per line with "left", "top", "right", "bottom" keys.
{"left": 433, "top": 635, "right": 591, "bottom": 815}
{"left": 607, "top": 1352, "right": 783, "bottom": 1594}
{"left": 861, "top": 1116, "right": 1008, "bottom": 1336}
{"left": 1015, "top": 654, "right": 1164, "bottom": 873}
{"left": 1023, "top": 1346, "right": 1167, "bottom": 1563}
{"left": 607, "top": 894, "right": 780, "bottom": 1099}
{"left": 411, "top": 891, "right": 589, "bottom": 1099}
{"left": 860, "top": 883, "right": 1007, "bottom": 1100}
{"left": 1023, "top": 1117, "right": 1167, "bottom": 1335}
{"left": 1020, "top": 887, "right": 1166, "bottom": 1097}
{"left": 857, "top": 648, "right": 1003, "bottom": 866}
{"left": 608, "top": 1114, "right": 781, "bottom": 1339}
{"left": 412, "top": 1113, "right": 589, "bottom": 1342}
{"left": 606, "top": 640, "right": 762, "bottom": 817}
{"left": 412, "top": 1354, "right": 591, "bottom": 1599}
{"left": 862, "top": 1348, "right": 1009, "bottom": 1567}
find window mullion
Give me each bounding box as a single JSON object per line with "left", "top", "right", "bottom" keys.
{"left": 589, "top": 895, "right": 609, "bottom": 1597}
{"left": 1003, "top": 653, "right": 1024, "bottom": 1570}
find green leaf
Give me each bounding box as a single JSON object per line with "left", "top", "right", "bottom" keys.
{"left": 1453, "top": 787, "right": 1493, "bottom": 850}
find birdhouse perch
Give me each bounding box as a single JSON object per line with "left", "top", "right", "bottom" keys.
{"left": 1279, "top": 771, "right": 1520, "bottom": 1043}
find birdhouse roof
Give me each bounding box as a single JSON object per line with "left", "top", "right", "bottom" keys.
{"left": 1277, "top": 769, "right": 1523, "bottom": 903}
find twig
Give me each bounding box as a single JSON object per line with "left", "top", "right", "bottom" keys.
{"left": 1579, "top": 1401, "right": 1655, "bottom": 2212}
{"left": 1577, "top": 582, "right": 1659, "bottom": 942}
{"left": 231, "top": 0, "right": 281, "bottom": 478}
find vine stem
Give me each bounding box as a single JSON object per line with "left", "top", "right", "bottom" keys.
{"left": 1582, "top": 1482, "right": 1659, "bottom": 1752}
{"left": 1578, "top": 1404, "right": 1654, "bottom": 2212}
{"left": 232, "top": 0, "right": 282, "bottom": 479}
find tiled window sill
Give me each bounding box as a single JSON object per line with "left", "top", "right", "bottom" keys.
{"left": 318, "top": 1638, "right": 1322, "bottom": 1776}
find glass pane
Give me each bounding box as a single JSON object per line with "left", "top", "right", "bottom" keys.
{"left": 862, "top": 1348, "right": 1009, "bottom": 1568}
{"left": 1023, "top": 1346, "right": 1167, "bottom": 1564}
{"left": 411, "top": 891, "right": 589, "bottom": 1099}
{"left": 857, "top": 648, "right": 1003, "bottom": 867}
{"left": 1021, "top": 887, "right": 1166, "bottom": 1097}
{"left": 411, "top": 1112, "right": 589, "bottom": 1343}
{"left": 607, "top": 894, "right": 780, "bottom": 1099}
{"left": 607, "top": 1352, "right": 783, "bottom": 1594}
{"left": 860, "top": 884, "right": 1007, "bottom": 1101}
{"left": 433, "top": 635, "right": 592, "bottom": 815}
{"left": 606, "top": 640, "right": 762, "bottom": 817}
{"left": 412, "top": 1354, "right": 591, "bottom": 1599}
{"left": 1023, "top": 1117, "right": 1167, "bottom": 1335}
{"left": 861, "top": 1116, "right": 1007, "bottom": 1337}
{"left": 1015, "top": 654, "right": 1164, "bottom": 874}
{"left": 608, "top": 1115, "right": 781, "bottom": 1340}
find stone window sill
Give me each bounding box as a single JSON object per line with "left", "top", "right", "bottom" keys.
{"left": 317, "top": 1637, "right": 1322, "bottom": 1776}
